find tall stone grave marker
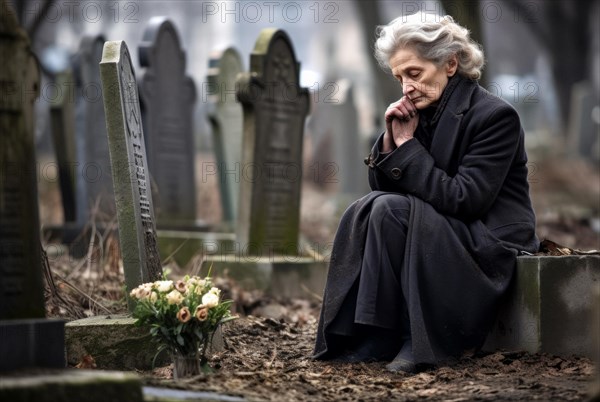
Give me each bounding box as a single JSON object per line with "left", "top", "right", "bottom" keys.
{"left": 0, "top": 0, "right": 65, "bottom": 370}
{"left": 139, "top": 17, "right": 197, "bottom": 229}
{"left": 49, "top": 70, "right": 77, "bottom": 222}
{"left": 568, "top": 81, "right": 599, "bottom": 161}
{"left": 73, "top": 35, "right": 116, "bottom": 224}
{"left": 100, "top": 40, "right": 162, "bottom": 310}
{"left": 236, "top": 29, "right": 309, "bottom": 256}
{"left": 207, "top": 47, "right": 244, "bottom": 226}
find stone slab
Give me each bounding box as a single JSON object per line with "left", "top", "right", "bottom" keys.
{"left": 0, "top": 319, "right": 66, "bottom": 371}
{"left": 143, "top": 386, "right": 245, "bottom": 401}
{"left": 65, "top": 314, "right": 223, "bottom": 371}
{"left": 484, "top": 255, "right": 600, "bottom": 358}
{"left": 65, "top": 314, "right": 168, "bottom": 370}
{"left": 200, "top": 255, "right": 328, "bottom": 300}
{"left": 0, "top": 370, "right": 143, "bottom": 402}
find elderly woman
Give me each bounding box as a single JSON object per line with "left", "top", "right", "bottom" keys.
{"left": 313, "top": 12, "right": 539, "bottom": 373}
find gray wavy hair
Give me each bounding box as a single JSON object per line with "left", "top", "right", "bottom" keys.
{"left": 374, "top": 12, "right": 485, "bottom": 80}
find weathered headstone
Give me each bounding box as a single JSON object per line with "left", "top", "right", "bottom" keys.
{"left": 308, "top": 79, "right": 369, "bottom": 195}
{"left": 0, "top": 0, "right": 65, "bottom": 370}
{"left": 568, "top": 81, "right": 599, "bottom": 161}
{"left": 100, "top": 40, "right": 162, "bottom": 310}
{"left": 236, "top": 29, "right": 309, "bottom": 256}
{"left": 49, "top": 70, "right": 77, "bottom": 222}
{"left": 73, "top": 35, "right": 115, "bottom": 225}
{"left": 207, "top": 47, "right": 244, "bottom": 226}
{"left": 139, "top": 17, "right": 197, "bottom": 229}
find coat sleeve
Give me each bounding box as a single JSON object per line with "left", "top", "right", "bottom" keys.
{"left": 368, "top": 104, "right": 522, "bottom": 220}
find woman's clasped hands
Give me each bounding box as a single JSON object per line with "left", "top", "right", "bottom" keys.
{"left": 383, "top": 96, "right": 419, "bottom": 151}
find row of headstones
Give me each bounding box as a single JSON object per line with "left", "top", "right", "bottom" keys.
{"left": 49, "top": 18, "right": 200, "bottom": 234}
{"left": 102, "top": 25, "right": 312, "bottom": 304}
{"left": 55, "top": 20, "right": 309, "bottom": 304}
{"left": 0, "top": 3, "right": 311, "bottom": 368}
{"left": 49, "top": 17, "right": 367, "bottom": 241}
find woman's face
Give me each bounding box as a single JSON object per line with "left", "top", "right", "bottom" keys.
{"left": 389, "top": 47, "right": 458, "bottom": 109}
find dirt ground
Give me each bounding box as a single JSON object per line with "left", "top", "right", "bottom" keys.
{"left": 40, "top": 152, "right": 600, "bottom": 401}
{"left": 48, "top": 285, "right": 598, "bottom": 402}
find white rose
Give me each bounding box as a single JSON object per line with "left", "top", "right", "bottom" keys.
{"left": 155, "top": 280, "right": 173, "bottom": 293}
{"left": 209, "top": 287, "right": 221, "bottom": 297}
{"left": 201, "top": 292, "right": 219, "bottom": 308}
{"left": 149, "top": 291, "right": 158, "bottom": 303}
{"left": 166, "top": 290, "right": 184, "bottom": 305}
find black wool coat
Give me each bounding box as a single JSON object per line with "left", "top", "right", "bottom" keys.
{"left": 314, "top": 76, "right": 539, "bottom": 364}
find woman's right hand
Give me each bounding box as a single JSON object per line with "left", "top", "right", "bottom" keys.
{"left": 382, "top": 96, "right": 418, "bottom": 152}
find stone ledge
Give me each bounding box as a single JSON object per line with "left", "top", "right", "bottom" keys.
{"left": 65, "top": 314, "right": 224, "bottom": 371}
{"left": 200, "top": 255, "right": 328, "bottom": 300}
{"left": 65, "top": 315, "right": 168, "bottom": 370}
{"left": 0, "top": 370, "right": 143, "bottom": 402}
{"left": 484, "top": 255, "right": 600, "bottom": 358}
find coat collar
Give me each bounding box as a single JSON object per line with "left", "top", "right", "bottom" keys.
{"left": 429, "top": 76, "right": 479, "bottom": 171}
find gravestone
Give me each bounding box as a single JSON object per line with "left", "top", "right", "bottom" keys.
{"left": 0, "top": 0, "right": 65, "bottom": 370}
{"left": 49, "top": 70, "right": 77, "bottom": 222}
{"left": 308, "top": 79, "right": 369, "bottom": 195}
{"left": 73, "top": 34, "right": 115, "bottom": 225}
{"left": 139, "top": 17, "right": 198, "bottom": 229}
{"left": 236, "top": 29, "right": 309, "bottom": 256}
{"left": 100, "top": 40, "right": 162, "bottom": 310}
{"left": 568, "top": 81, "right": 599, "bottom": 161}
{"left": 207, "top": 47, "right": 244, "bottom": 227}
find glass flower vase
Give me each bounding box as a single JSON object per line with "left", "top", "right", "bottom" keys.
{"left": 172, "top": 353, "right": 201, "bottom": 379}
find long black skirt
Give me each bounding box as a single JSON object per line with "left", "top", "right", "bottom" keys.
{"left": 313, "top": 191, "right": 533, "bottom": 365}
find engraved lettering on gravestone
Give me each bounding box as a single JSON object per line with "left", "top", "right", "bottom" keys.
{"left": 100, "top": 41, "right": 162, "bottom": 310}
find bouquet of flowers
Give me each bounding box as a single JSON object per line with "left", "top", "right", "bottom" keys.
{"left": 129, "top": 275, "right": 236, "bottom": 373}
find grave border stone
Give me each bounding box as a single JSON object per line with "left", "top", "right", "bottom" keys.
{"left": 484, "top": 255, "right": 600, "bottom": 358}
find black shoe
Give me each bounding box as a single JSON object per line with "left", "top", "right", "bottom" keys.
{"left": 334, "top": 328, "right": 400, "bottom": 363}
{"left": 333, "top": 337, "right": 390, "bottom": 363}
{"left": 386, "top": 339, "right": 418, "bottom": 373}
